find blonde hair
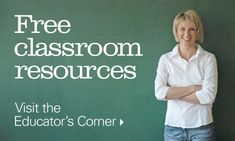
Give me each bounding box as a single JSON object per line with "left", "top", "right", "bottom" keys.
{"left": 173, "top": 10, "right": 204, "bottom": 43}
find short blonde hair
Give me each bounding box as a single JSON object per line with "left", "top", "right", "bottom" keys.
{"left": 173, "top": 10, "right": 204, "bottom": 43}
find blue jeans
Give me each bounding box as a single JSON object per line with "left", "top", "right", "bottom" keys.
{"left": 164, "top": 123, "right": 216, "bottom": 141}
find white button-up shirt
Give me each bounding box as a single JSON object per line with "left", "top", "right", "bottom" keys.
{"left": 155, "top": 44, "right": 218, "bottom": 128}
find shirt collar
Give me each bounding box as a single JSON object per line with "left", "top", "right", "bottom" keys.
{"left": 169, "top": 44, "right": 204, "bottom": 58}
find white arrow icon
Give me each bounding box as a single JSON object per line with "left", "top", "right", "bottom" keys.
{"left": 120, "top": 119, "right": 124, "bottom": 126}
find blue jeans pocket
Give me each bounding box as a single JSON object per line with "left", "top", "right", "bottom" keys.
{"left": 164, "top": 123, "right": 216, "bottom": 141}
{"left": 164, "top": 125, "right": 185, "bottom": 141}
{"left": 189, "top": 123, "right": 216, "bottom": 141}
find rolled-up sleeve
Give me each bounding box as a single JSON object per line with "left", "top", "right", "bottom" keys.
{"left": 154, "top": 55, "right": 169, "bottom": 101}
{"left": 196, "top": 54, "right": 218, "bottom": 104}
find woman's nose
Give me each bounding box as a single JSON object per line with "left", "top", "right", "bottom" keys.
{"left": 184, "top": 30, "right": 190, "bottom": 36}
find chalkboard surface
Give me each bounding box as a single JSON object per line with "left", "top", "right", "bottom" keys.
{"left": 0, "top": 0, "right": 235, "bottom": 141}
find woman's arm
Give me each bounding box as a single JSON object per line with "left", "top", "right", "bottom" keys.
{"left": 194, "top": 55, "right": 218, "bottom": 104}
{"left": 180, "top": 93, "right": 200, "bottom": 104}
{"left": 166, "top": 85, "right": 202, "bottom": 100}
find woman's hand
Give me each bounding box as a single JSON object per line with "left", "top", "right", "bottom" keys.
{"left": 191, "top": 85, "right": 202, "bottom": 92}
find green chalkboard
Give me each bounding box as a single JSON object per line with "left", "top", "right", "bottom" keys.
{"left": 0, "top": 0, "right": 235, "bottom": 141}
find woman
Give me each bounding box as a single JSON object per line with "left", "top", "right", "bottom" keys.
{"left": 155, "top": 10, "right": 218, "bottom": 141}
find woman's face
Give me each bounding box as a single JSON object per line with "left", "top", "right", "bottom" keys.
{"left": 177, "top": 20, "right": 197, "bottom": 46}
